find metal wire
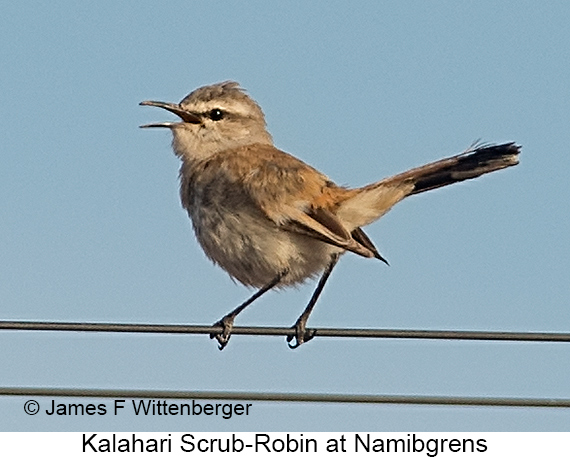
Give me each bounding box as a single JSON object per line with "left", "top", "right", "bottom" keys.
{"left": 1, "top": 387, "right": 569, "bottom": 408}
{"left": 3, "top": 322, "right": 569, "bottom": 409}
{"left": 1, "top": 320, "right": 570, "bottom": 342}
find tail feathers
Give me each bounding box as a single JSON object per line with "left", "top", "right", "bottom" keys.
{"left": 408, "top": 142, "right": 520, "bottom": 195}
{"left": 336, "top": 142, "right": 521, "bottom": 230}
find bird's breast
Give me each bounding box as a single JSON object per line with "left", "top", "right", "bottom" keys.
{"left": 183, "top": 177, "right": 337, "bottom": 288}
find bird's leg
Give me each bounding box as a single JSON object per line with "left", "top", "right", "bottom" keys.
{"left": 287, "top": 253, "right": 340, "bottom": 349}
{"left": 211, "top": 269, "right": 288, "bottom": 350}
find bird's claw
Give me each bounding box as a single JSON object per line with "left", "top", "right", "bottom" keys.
{"left": 286, "top": 319, "right": 316, "bottom": 349}
{"left": 210, "top": 315, "right": 234, "bottom": 350}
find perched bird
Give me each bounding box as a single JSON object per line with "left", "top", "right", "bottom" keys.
{"left": 140, "top": 81, "right": 520, "bottom": 349}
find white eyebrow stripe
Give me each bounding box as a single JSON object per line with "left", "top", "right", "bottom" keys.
{"left": 182, "top": 100, "right": 256, "bottom": 118}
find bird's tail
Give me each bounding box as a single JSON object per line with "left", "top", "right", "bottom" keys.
{"left": 336, "top": 142, "right": 521, "bottom": 230}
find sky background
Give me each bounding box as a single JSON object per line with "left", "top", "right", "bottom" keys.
{"left": 1, "top": 1, "right": 569, "bottom": 431}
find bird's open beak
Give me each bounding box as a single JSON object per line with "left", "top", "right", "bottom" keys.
{"left": 139, "top": 100, "right": 202, "bottom": 128}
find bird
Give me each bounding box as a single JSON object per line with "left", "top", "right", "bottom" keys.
{"left": 140, "top": 81, "right": 520, "bottom": 350}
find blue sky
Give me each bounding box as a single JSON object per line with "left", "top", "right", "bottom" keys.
{"left": 1, "top": 1, "right": 569, "bottom": 431}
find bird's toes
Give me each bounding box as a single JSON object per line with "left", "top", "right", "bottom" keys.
{"left": 286, "top": 319, "right": 316, "bottom": 349}
{"left": 210, "top": 316, "right": 235, "bottom": 350}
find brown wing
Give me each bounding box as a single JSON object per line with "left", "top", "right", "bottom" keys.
{"left": 351, "top": 227, "right": 388, "bottom": 264}
{"left": 227, "top": 144, "right": 379, "bottom": 258}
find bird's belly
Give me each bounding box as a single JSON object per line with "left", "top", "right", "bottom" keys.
{"left": 188, "top": 203, "right": 338, "bottom": 288}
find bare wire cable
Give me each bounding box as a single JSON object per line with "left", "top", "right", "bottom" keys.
{"left": 2, "top": 321, "right": 569, "bottom": 408}
{"left": 1, "top": 320, "right": 570, "bottom": 343}
{"left": 1, "top": 387, "right": 569, "bottom": 408}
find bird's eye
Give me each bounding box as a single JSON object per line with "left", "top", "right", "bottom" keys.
{"left": 208, "top": 109, "right": 224, "bottom": 121}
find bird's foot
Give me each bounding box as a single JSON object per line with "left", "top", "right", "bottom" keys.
{"left": 286, "top": 317, "right": 316, "bottom": 349}
{"left": 210, "top": 315, "right": 235, "bottom": 350}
